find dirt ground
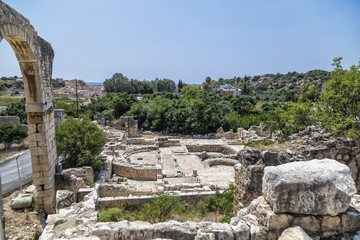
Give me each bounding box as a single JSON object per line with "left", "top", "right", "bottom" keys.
{"left": 3, "top": 186, "right": 46, "bottom": 240}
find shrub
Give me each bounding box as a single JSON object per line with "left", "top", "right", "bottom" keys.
{"left": 99, "top": 208, "right": 123, "bottom": 222}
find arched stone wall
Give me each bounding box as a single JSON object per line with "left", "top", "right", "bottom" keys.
{"left": 0, "top": 1, "right": 56, "bottom": 213}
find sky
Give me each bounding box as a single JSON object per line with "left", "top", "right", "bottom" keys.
{"left": 0, "top": 0, "right": 359, "bottom": 84}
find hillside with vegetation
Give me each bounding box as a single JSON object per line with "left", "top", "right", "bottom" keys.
{"left": 48, "top": 58, "right": 358, "bottom": 141}
{"left": 202, "top": 69, "right": 330, "bottom": 102}
{"left": 1, "top": 58, "right": 358, "bottom": 141}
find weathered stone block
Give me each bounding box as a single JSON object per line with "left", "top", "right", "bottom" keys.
{"left": 321, "top": 216, "right": 340, "bottom": 232}
{"left": 262, "top": 159, "right": 357, "bottom": 216}
{"left": 261, "top": 151, "right": 280, "bottom": 166}
{"left": 341, "top": 209, "right": 360, "bottom": 232}
{"left": 291, "top": 216, "right": 321, "bottom": 235}
{"left": 278, "top": 226, "right": 312, "bottom": 240}
{"left": 230, "top": 218, "right": 250, "bottom": 240}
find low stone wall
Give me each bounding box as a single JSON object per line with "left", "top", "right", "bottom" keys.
{"left": 122, "top": 146, "right": 159, "bottom": 159}
{"left": 98, "top": 191, "right": 217, "bottom": 209}
{"left": 203, "top": 158, "right": 239, "bottom": 167}
{"left": 164, "top": 183, "right": 205, "bottom": 191}
{"left": 98, "top": 184, "right": 158, "bottom": 198}
{"left": 126, "top": 138, "right": 155, "bottom": 145}
{"left": 186, "top": 144, "right": 236, "bottom": 155}
{"left": 234, "top": 163, "right": 264, "bottom": 215}
{"left": 62, "top": 166, "right": 94, "bottom": 184}
{"left": 0, "top": 116, "right": 20, "bottom": 125}
{"left": 300, "top": 144, "right": 360, "bottom": 190}
{"left": 155, "top": 137, "right": 181, "bottom": 147}
{"left": 198, "top": 151, "right": 238, "bottom": 161}
{"left": 112, "top": 162, "right": 160, "bottom": 180}
{"left": 55, "top": 173, "right": 86, "bottom": 203}
{"left": 234, "top": 142, "right": 360, "bottom": 213}
{"left": 236, "top": 196, "right": 360, "bottom": 239}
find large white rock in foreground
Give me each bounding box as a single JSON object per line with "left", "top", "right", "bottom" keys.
{"left": 262, "top": 159, "right": 357, "bottom": 216}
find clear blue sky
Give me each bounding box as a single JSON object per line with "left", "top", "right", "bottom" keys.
{"left": 1, "top": 0, "right": 359, "bottom": 84}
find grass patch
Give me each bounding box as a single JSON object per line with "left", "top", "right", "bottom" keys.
{"left": 99, "top": 184, "right": 234, "bottom": 224}
{"left": 0, "top": 94, "right": 22, "bottom": 105}
{"left": 245, "top": 138, "right": 273, "bottom": 148}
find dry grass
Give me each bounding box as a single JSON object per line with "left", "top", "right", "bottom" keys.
{"left": 254, "top": 141, "right": 298, "bottom": 152}
{"left": 3, "top": 185, "right": 46, "bottom": 239}
{"left": 0, "top": 94, "right": 22, "bottom": 105}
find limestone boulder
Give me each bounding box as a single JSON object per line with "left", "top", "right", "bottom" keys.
{"left": 262, "top": 159, "right": 357, "bottom": 216}
{"left": 56, "top": 190, "right": 73, "bottom": 209}
{"left": 278, "top": 226, "right": 313, "bottom": 240}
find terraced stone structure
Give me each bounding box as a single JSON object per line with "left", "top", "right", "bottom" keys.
{"left": 0, "top": 1, "right": 56, "bottom": 213}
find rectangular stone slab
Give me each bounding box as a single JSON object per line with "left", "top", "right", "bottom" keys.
{"left": 262, "top": 159, "right": 356, "bottom": 216}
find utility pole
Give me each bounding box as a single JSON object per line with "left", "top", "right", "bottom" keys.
{"left": 75, "top": 79, "right": 79, "bottom": 118}
{"left": 15, "top": 155, "right": 22, "bottom": 192}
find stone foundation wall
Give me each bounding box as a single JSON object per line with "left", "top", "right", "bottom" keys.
{"left": 186, "top": 144, "right": 236, "bottom": 155}
{"left": 122, "top": 146, "right": 159, "bottom": 159}
{"left": 236, "top": 196, "right": 360, "bottom": 239}
{"left": 126, "top": 138, "right": 155, "bottom": 145}
{"left": 234, "top": 143, "right": 360, "bottom": 214}
{"left": 118, "top": 116, "right": 140, "bottom": 137}
{"left": 234, "top": 163, "right": 264, "bottom": 215}
{"left": 203, "top": 158, "right": 239, "bottom": 167}
{"left": 112, "top": 162, "right": 159, "bottom": 180}
{"left": 55, "top": 173, "right": 86, "bottom": 203}
{"left": 155, "top": 137, "right": 181, "bottom": 147}
{"left": 98, "top": 184, "right": 158, "bottom": 198}
{"left": 301, "top": 145, "right": 360, "bottom": 191}
{"left": 62, "top": 167, "right": 94, "bottom": 184}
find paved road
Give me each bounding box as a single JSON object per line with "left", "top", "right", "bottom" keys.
{"left": 0, "top": 151, "right": 32, "bottom": 195}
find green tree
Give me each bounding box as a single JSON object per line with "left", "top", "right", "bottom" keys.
{"left": 112, "top": 93, "right": 137, "bottom": 118}
{"left": 178, "top": 79, "right": 184, "bottom": 90}
{"left": 317, "top": 57, "right": 360, "bottom": 138}
{"left": 242, "top": 75, "right": 248, "bottom": 95}
{"left": 77, "top": 150, "right": 103, "bottom": 178}
{"left": 153, "top": 78, "right": 176, "bottom": 93}
{"left": 266, "top": 102, "right": 313, "bottom": 142}
{"left": 299, "top": 79, "right": 320, "bottom": 102}
{"left": 56, "top": 117, "right": 107, "bottom": 168}
{"left": 0, "top": 98, "right": 27, "bottom": 123}
{"left": 230, "top": 96, "right": 256, "bottom": 114}
{"left": 0, "top": 124, "right": 28, "bottom": 151}
{"left": 202, "top": 76, "right": 212, "bottom": 91}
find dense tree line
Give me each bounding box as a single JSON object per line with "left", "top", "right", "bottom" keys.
{"left": 54, "top": 58, "right": 360, "bottom": 141}
{"left": 103, "top": 73, "right": 176, "bottom": 94}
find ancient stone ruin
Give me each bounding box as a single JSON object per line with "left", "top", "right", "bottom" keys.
{"left": 39, "top": 125, "right": 360, "bottom": 239}
{"left": 39, "top": 158, "right": 360, "bottom": 239}
{"left": 118, "top": 116, "right": 140, "bottom": 137}
{"left": 0, "top": 0, "right": 57, "bottom": 213}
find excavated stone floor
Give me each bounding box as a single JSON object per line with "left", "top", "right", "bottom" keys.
{"left": 120, "top": 137, "right": 243, "bottom": 193}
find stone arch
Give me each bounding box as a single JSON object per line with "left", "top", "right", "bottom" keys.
{"left": 0, "top": 1, "right": 56, "bottom": 213}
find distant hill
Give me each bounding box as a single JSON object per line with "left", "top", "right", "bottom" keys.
{"left": 247, "top": 69, "right": 330, "bottom": 101}
{"left": 209, "top": 69, "right": 330, "bottom": 101}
